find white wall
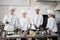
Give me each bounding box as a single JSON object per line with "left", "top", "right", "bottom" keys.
{"left": 0, "top": 0, "right": 29, "bottom": 5}
{"left": 0, "top": 0, "right": 57, "bottom": 21}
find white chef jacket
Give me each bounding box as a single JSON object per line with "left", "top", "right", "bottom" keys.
{"left": 19, "top": 17, "right": 30, "bottom": 31}
{"left": 3, "top": 14, "right": 19, "bottom": 31}
{"left": 46, "top": 17, "right": 57, "bottom": 33}
{"left": 31, "top": 14, "right": 43, "bottom": 28}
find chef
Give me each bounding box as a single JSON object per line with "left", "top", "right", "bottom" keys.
{"left": 31, "top": 6, "right": 43, "bottom": 29}
{"left": 46, "top": 9, "right": 58, "bottom": 40}
{"left": 19, "top": 10, "right": 31, "bottom": 31}
{"left": 31, "top": 6, "right": 43, "bottom": 40}
{"left": 46, "top": 9, "right": 57, "bottom": 33}
{"left": 3, "top": 7, "right": 19, "bottom": 32}
{"left": 19, "top": 10, "right": 31, "bottom": 40}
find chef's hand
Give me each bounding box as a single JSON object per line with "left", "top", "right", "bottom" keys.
{"left": 49, "top": 28, "right": 52, "bottom": 32}
{"left": 46, "top": 28, "right": 52, "bottom": 32}
{"left": 23, "top": 31, "right": 27, "bottom": 36}
{"left": 6, "top": 21, "right": 9, "bottom": 24}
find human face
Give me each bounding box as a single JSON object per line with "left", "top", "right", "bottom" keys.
{"left": 22, "top": 12, "right": 27, "bottom": 17}
{"left": 9, "top": 9, "right": 15, "bottom": 15}
{"left": 35, "top": 9, "right": 40, "bottom": 14}
{"left": 48, "top": 13, "right": 52, "bottom": 18}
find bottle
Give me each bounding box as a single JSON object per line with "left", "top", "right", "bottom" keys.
{"left": 29, "top": 31, "right": 33, "bottom": 36}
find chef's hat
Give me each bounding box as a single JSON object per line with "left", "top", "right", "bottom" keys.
{"left": 47, "top": 9, "right": 53, "bottom": 14}
{"left": 9, "top": 6, "right": 15, "bottom": 10}
{"left": 35, "top": 6, "right": 40, "bottom": 9}
{"left": 21, "top": 10, "right": 27, "bottom": 13}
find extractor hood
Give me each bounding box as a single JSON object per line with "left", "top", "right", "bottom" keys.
{"left": 35, "top": 0, "right": 60, "bottom": 2}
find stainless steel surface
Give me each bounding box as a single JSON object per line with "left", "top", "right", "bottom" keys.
{"left": 5, "top": 33, "right": 58, "bottom": 40}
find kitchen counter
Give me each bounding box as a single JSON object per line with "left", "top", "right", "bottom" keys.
{"left": 4, "top": 33, "right": 58, "bottom": 40}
